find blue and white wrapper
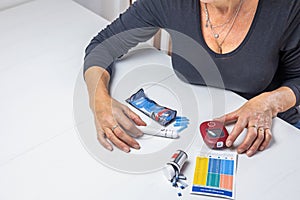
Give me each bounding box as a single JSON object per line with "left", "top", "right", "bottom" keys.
{"left": 126, "top": 88, "right": 177, "bottom": 126}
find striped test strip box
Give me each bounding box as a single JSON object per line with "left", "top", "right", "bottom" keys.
{"left": 191, "top": 151, "right": 237, "bottom": 199}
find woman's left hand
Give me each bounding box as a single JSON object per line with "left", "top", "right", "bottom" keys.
{"left": 216, "top": 93, "right": 276, "bottom": 157}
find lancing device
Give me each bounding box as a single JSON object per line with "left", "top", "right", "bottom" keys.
{"left": 139, "top": 126, "right": 179, "bottom": 139}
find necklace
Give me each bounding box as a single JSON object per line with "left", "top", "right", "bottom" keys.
{"left": 204, "top": 0, "right": 244, "bottom": 53}
{"left": 204, "top": 6, "right": 236, "bottom": 29}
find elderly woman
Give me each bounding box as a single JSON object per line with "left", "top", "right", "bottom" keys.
{"left": 84, "top": 0, "right": 300, "bottom": 156}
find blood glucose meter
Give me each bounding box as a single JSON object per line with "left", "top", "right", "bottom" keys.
{"left": 200, "top": 121, "right": 229, "bottom": 149}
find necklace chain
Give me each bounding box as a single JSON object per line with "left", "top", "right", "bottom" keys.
{"left": 204, "top": 6, "right": 236, "bottom": 29}
{"left": 204, "top": 0, "right": 244, "bottom": 54}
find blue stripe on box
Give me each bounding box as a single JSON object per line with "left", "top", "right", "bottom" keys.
{"left": 208, "top": 158, "right": 221, "bottom": 173}
{"left": 220, "top": 159, "right": 234, "bottom": 175}
{"left": 225, "top": 160, "right": 234, "bottom": 175}
{"left": 192, "top": 186, "right": 233, "bottom": 197}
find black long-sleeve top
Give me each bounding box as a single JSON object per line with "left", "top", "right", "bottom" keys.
{"left": 84, "top": 0, "right": 300, "bottom": 124}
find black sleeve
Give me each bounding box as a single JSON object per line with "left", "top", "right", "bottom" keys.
{"left": 279, "top": 2, "right": 300, "bottom": 106}
{"left": 84, "top": 0, "right": 168, "bottom": 75}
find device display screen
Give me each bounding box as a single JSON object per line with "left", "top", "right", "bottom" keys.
{"left": 206, "top": 128, "right": 225, "bottom": 138}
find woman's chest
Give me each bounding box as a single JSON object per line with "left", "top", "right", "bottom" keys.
{"left": 165, "top": 0, "right": 285, "bottom": 94}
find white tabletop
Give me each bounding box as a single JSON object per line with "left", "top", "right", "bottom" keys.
{"left": 1, "top": 1, "right": 300, "bottom": 200}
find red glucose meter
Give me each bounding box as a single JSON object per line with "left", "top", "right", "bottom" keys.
{"left": 200, "top": 121, "right": 229, "bottom": 149}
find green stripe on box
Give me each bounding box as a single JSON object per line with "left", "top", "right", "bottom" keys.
{"left": 206, "top": 173, "right": 220, "bottom": 187}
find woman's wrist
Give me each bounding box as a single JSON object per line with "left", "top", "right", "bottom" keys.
{"left": 259, "top": 87, "right": 297, "bottom": 117}
{"left": 84, "top": 66, "right": 111, "bottom": 111}
{"left": 258, "top": 92, "right": 281, "bottom": 117}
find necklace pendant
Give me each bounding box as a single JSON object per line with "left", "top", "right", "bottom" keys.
{"left": 214, "top": 34, "right": 219, "bottom": 38}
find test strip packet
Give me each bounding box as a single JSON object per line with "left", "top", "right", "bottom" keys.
{"left": 126, "top": 88, "right": 177, "bottom": 126}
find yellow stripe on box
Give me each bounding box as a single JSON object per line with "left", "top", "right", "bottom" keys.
{"left": 193, "top": 156, "right": 209, "bottom": 186}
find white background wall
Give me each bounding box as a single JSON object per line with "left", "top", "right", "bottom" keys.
{"left": 0, "top": 0, "right": 169, "bottom": 54}
{"left": 73, "top": 0, "right": 170, "bottom": 53}
{"left": 0, "top": 0, "right": 32, "bottom": 11}
{"left": 73, "top": 0, "right": 130, "bottom": 21}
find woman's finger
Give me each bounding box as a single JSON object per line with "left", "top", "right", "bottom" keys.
{"left": 246, "top": 127, "right": 265, "bottom": 156}
{"left": 112, "top": 125, "right": 141, "bottom": 149}
{"left": 94, "top": 118, "right": 113, "bottom": 151}
{"left": 215, "top": 110, "right": 239, "bottom": 124}
{"left": 259, "top": 128, "right": 272, "bottom": 151}
{"left": 115, "top": 110, "right": 144, "bottom": 138}
{"left": 104, "top": 127, "right": 131, "bottom": 153}
{"left": 226, "top": 116, "right": 248, "bottom": 147}
{"left": 97, "top": 130, "right": 113, "bottom": 151}
{"left": 122, "top": 105, "right": 147, "bottom": 126}
{"left": 237, "top": 125, "right": 258, "bottom": 154}
{"left": 257, "top": 115, "right": 272, "bottom": 151}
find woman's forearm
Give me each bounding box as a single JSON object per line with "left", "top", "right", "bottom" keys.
{"left": 84, "top": 66, "right": 111, "bottom": 111}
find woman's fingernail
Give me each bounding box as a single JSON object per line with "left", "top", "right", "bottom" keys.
{"left": 226, "top": 140, "right": 232, "bottom": 147}
{"left": 259, "top": 146, "right": 264, "bottom": 151}
{"left": 123, "top": 147, "right": 130, "bottom": 153}
{"left": 237, "top": 149, "right": 244, "bottom": 154}
{"left": 106, "top": 146, "right": 113, "bottom": 151}
{"left": 133, "top": 144, "right": 140, "bottom": 149}
{"left": 136, "top": 133, "right": 144, "bottom": 137}
{"left": 247, "top": 150, "right": 253, "bottom": 157}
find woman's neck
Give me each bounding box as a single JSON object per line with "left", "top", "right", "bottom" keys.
{"left": 202, "top": 0, "right": 241, "bottom": 15}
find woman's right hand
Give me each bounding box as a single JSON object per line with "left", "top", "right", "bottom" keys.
{"left": 93, "top": 95, "right": 146, "bottom": 152}
{"left": 85, "top": 67, "right": 146, "bottom": 153}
